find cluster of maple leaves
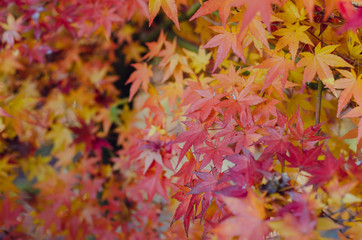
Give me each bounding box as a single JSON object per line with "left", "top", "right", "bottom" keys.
{"left": 0, "top": 0, "right": 362, "bottom": 239}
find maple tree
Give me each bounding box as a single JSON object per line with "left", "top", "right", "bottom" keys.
{"left": 0, "top": 0, "right": 362, "bottom": 239}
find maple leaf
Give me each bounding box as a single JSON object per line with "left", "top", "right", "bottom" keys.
{"left": 278, "top": 143, "right": 323, "bottom": 169}
{"left": 126, "top": 63, "right": 153, "bottom": 101}
{"left": 142, "top": 30, "right": 166, "bottom": 60}
{"left": 174, "top": 151, "right": 199, "bottom": 185}
{"left": 305, "top": 150, "right": 343, "bottom": 186}
{"left": 158, "top": 38, "right": 193, "bottom": 82}
{"left": 296, "top": 43, "right": 353, "bottom": 96}
{"left": 240, "top": 0, "right": 279, "bottom": 31}
{"left": 272, "top": 192, "right": 321, "bottom": 239}
{"left": 289, "top": 110, "right": 328, "bottom": 148}
{"left": 137, "top": 166, "right": 170, "bottom": 202}
{"left": 0, "top": 14, "right": 23, "bottom": 47}
{"left": 258, "top": 126, "right": 290, "bottom": 156}
{"left": 76, "top": 156, "right": 99, "bottom": 178}
{"left": 232, "top": 13, "right": 272, "bottom": 54}
{"left": 185, "top": 87, "right": 224, "bottom": 122}
{"left": 346, "top": 31, "right": 362, "bottom": 61}
{"left": 213, "top": 193, "right": 269, "bottom": 240}
{"left": 342, "top": 106, "right": 362, "bottom": 144}
{"left": 256, "top": 50, "right": 296, "bottom": 90}
{"left": 275, "top": 1, "right": 307, "bottom": 24}
{"left": 171, "top": 185, "right": 202, "bottom": 236}
{"left": 195, "top": 138, "right": 234, "bottom": 172}
{"left": 213, "top": 64, "right": 248, "bottom": 91}
{"left": 159, "top": 81, "right": 183, "bottom": 108}
{"left": 0, "top": 194, "right": 23, "bottom": 230}
{"left": 70, "top": 119, "right": 112, "bottom": 155}
{"left": 186, "top": 171, "right": 219, "bottom": 195}
{"left": 273, "top": 22, "right": 314, "bottom": 61}
{"left": 218, "top": 86, "right": 265, "bottom": 125}
{"left": 186, "top": 170, "right": 226, "bottom": 221}
{"left": 203, "top": 25, "right": 245, "bottom": 72}
{"left": 189, "top": 0, "right": 243, "bottom": 27}
{"left": 335, "top": 69, "right": 362, "bottom": 116}
{"left": 340, "top": 6, "right": 362, "bottom": 32}
{"left": 301, "top": 0, "right": 315, "bottom": 21}
{"left": 325, "top": 177, "right": 360, "bottom": 207}
{"left": 174, "top": 121, "right": 208, "bottom": 165}
{"left": 183, "top": 46, "right": 212, "bottom": 73}
{"left": 125, "top": 0, "right": 149, "bottom": 21}
{"left": 138, "top": 149, "right": 164, "bottom": 174}
{"left": 149, "top": 0, "right": 180, "bottom": 30}
{"left": 225, "top": 148, "right": 273, "bottom": 187}
{"left": 80, "top": 177, "right": 104, "bottom": 200}
{"left": 122, "top": 41, "right": 147, "bottom": 63}
{"left": 46, "top": 123, "right": 73, "bottom": 153}
{"left": 252, "top": 99, "right": 279, "bottom": 124}
{"left": 96, "top": 7, "right": 123, "bottom": 38}
{"left": 22, "top": 155, "right": 54, "bottom": 181}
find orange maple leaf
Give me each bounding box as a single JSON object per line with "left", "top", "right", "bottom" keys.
{"left": 213, "top": 193, "right": 269, "bottom": 240}
{"left": 335, "top": 69, "right": 362, "bottom": 116}
{"left": 342, "top": 106, "right": 362, "bottom": 144}
{"left": 256, "top": 50, "right": 296, "bottom": 90}
{"left": 204, "top": 26, "right": 245, "bottom": 72}
{"left": 149, "top": 0, "right": 180, "bottom": 30}
{"left": 126, "top": 63, "right": 153, "bottom": 101}
{"left": 296, "top": 43, "right": 353, "bottom": 96}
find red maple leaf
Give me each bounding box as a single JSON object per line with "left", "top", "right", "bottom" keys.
{"left": 289, "top": 111, "right": 327, "bottom": 148}
{"left": 195, "top": 138, "right": 234, "bottom": 172}
{"left": 174, "top": 151, "right": 199, "bottom": 185}
{"left": 174, "top": 121, "right": 209, "bottom": 165}
{"left": 186, "top": 170, "right": 226, "bottom": 222}
{"left": 70, "top": 118, "right": 112, "bottom": 155}
{"left": 185, "top": 87, "right": 224, "bottom": 122}
{"left": 171, "top": 184, "right": 202, "bottom": 236}
{"left": 218, "top": 86, "right": 265, "bottom": 126}
{"left": 203, "top": 26, "right": 245, "bottom": 72}
{"left": 0, "top": 194, "right": 23, "bottom": 229}
{"left": 278, "top": 143, "right": 323, "bottom": 169}
{"left": 257, "top": 126, "right": 290, "bottom": 156}
{"left": 305, "top": 150, "right": 343, "bottom": 186}
{"left": 137, "top": 166, "right": 171, "bottom": 202}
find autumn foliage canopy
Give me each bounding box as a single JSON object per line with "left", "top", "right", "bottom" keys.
{"left": 1, "top": 0, "right": 362, "bottom": 239}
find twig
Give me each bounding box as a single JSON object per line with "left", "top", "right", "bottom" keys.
{"left": 315, "top": 78, "right": 323, "bottom": 127}
{"left": 201, "top": 16, "right": 221, "bottom": 26}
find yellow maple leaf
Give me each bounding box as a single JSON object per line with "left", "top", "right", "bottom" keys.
{"left": 296, "top": 43, "right": 353, "bottom": 96}
{"left": 46, "top": 123, "right": 73, "bottom": 153}
{"left": 183, "top": 47, "right": 211, "bottom": 73}
{"left": 22, "top": 155, "right": 54, "bottom": 181}
{"left": 347, "top": 31, "right": 362, "bottom": 61}
{"left": 122, "top": 41, "right": 147, "bottom": 64}
{"left": 276, "top": 1, "right": 307, "bottom": 24}
{"left": 274, "top": 22, "right": 314, "bottom": 61}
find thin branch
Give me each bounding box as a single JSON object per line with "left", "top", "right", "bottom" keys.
{"left": 315, "top": 78, "right": 323, "bottom": 127}
{"left": 201, "top": 16, "right": 222, "bottom": 26}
